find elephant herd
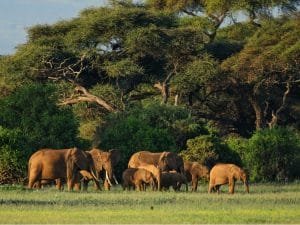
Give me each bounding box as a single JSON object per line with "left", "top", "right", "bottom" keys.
{"left": 27, "top": 148, "right": 249, "bottom": 194}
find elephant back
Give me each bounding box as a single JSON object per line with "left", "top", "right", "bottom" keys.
{"left": 128, "top": 151, "right": 161, "bottom": 168}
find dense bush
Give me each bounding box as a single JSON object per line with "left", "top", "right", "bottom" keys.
{"left": 226, "top": 127, "right": 300, "bottom": 182}
{"left": 245, "top": 127, "right": 300, "bottom": 182}
{"left": 0, "top": 84, "right": 82, "bottom": 183}
{"left": 97, "top": 103, "right": 205, "bottom": 177}
{"left": 0, "top": 127, "right": 26, "bottom": 184}
{"left": 180, "top": 134, "right": 242, "bottom": 169}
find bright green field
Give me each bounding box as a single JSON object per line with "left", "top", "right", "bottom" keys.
{"left": 0, "top": 183, "right": 299, "bottom": 224}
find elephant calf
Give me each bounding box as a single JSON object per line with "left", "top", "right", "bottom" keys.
{"left": 184, "top": 160, "right": 209, "bottom": 192}
{"left": 122, "top": 168, "right": 155, "bottom": 191}
{"left": 208, "top": 163, "right": 249, "bottom": 194}
{"left": 161, "top": 172, "right": 188, "bottom": 192}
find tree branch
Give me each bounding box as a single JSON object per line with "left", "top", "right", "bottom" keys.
{"left": 59, "top": 85, "right": 116, "bottom": 112}
{"left": 267, "top": 82, "right": 291, "bottom": 128}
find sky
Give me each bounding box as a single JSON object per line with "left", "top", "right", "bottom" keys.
{"left": 0, "top": 0, "right": 107, "bottom": 55}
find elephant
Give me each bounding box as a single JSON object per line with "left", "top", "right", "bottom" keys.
{"left": 161, "top": 171, "right": 188, "bottom": 192}
{"left": 208, "top": 163, "right": 249, "bottom": 194}
{"left": 137, "top": 164, "right": 162, "bottom": 191}
{"left": 128, "top": 151, "right": 184, "bottom": 188}
{"left": 28, "top": 147, "right": 99, "bottom": 191}
{"left": 184, "top": 160, "right": 209, "bottom": 191}
{"left": 122, "top": 168, "right": 155, "bottom": 191}
{"left": 82, "top": 148, "right": 121, "bottom": 191}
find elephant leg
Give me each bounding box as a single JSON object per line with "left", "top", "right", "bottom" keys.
{"left": 208, "top": 183, "right": 214, "bottom": 193}
{"left": 104, "top": 179, "right": 111, "bottom": 190}
{"left": 55, "top": 179, "right": 63, "bottom": 190}
{"left": 67, "top": 178, "right": 74, "bottom": 191}
{"left": 215, "top": 185, "right": 221, "bottom": 194}
{"left": 134, "top": 181, "right": 140, "bottom": 191}
{"left": 192, "top": 175, "right": 198, "bottom": 192}
{"left": 33, "top": 181, "right": 41, "bottom": 189}
{"left": 229, "top": 180, "right": 235, "bottom": 194}
{"left": 28, "top": 170, "right": 40, "bottom": 189}
{"left": 82, "top": 179, "right": 90, "bottom": 191}
{"left": 74, "top": 182, "right": 81, "bottom": 191}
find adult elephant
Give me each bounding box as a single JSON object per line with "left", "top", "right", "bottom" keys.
{"left": 28, "top": 148, "right": 99, "bottom": 191}
{"left": 83, "top": 148, "right": 121, "bottom": 190}
{"left": 184, "top": 160, "right": 209, "bottom": 192}
{"left": 128, "top": 151, "right": 184, "bottom": 174}
{"left": 208, "top": 163, "right": 249, "bottom": 194}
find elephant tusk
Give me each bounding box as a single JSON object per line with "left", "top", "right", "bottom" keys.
{"left": 106, "top": 171, "right": 113, "bottom": 186}
{"left": 113, "top": 174, "right": 119, "bottom": 184}
{"left": 90, "top": 167, "right": 100, "bottom": 182}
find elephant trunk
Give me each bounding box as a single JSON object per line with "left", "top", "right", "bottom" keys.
{"left": 244, "top": 179, "right": 249, "bottom": 193}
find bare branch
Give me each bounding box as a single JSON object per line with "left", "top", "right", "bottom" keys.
{"left": 267, "top": 82, "right": 291, "bottom": 128}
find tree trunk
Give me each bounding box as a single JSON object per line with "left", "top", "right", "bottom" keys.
{"left": 248, "top": 96, "right": 265, "bottom": 130}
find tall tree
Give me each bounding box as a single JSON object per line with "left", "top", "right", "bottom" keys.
{"left": 222, "top": 15, "right": 300, "bottom": 130}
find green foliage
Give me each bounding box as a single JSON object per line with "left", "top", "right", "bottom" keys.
{"left": 180, "top": 134, "right": 242, "bottom": 168}
{"left": 245, "top": 127, "right": 300, "bottom": 182}
{"left": 225, "top": 135, "right": 249, "bottom": 166}
{"left": 0, "top": 127, "right": 26, "bottom": 184}
{"left": 226, "top": 127, "right": 300, "bottom": 182}
{"left": 0, "top": 84, "right": 82, "bottom": 183}
{"left": 98, "top": 103, "right": 204, "bottom": 176}
{"left": 104, "top": 59, "right": 144, "bottom": 78}
{"left": 173, "top": 55, "right": 219, "bottom": 90}
{"left": 0, "top": 84, "right": 79, "bottom": 149}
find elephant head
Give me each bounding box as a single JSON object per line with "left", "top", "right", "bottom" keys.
{"left": 193, "top": 163, "right": 210, "bottom": 180}
{"left": 89, "top": 148, "right": 121, "bottom": 186}
{"left": 66, "top": 148, "right": 99, "bottom": 190}
{"left": 230, "top": 165, "right": 249, "bottom": 193}
{"left": 158, "top": 152, "right": 184, "bottom": 174}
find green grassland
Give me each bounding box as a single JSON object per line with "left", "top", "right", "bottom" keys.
{"left": 0, "top": 182, "right": 299, "bottom": 224}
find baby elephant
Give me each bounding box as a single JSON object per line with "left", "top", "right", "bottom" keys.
{"left": 209, "top": 163, "right": 249, "bottom": 194}
{"left": 161, "top": 171, "right": 188, "bottom": 191}
{"left": 122, "top": 168, "right": 155, "bottom": 191}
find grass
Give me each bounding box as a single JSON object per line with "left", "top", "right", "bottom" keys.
{"left": 0, "top": 182, "right": 299, "bottom": 224}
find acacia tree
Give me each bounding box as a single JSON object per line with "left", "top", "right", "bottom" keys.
{"left": 145, "top": 0, "right": 300, "bottom": 42}
{"left": 222, "top": 15, "right": 300, "bottom": 130}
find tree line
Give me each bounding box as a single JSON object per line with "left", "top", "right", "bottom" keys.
{"left": 0, "top": 0, "right": 299, "bottom": 184}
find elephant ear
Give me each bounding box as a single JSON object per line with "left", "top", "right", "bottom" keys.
{"left": 109, "top": 149, "right": 121, "bottom": 166}
{"left": 158, "top": 152, "right": 168, "bottom": 166}
{"left": 73, "top": 148, "right": 89, "bottom": 170}
{"left": 66, "top": 147, "right": 78, "bottom": 180}
{"left": 158, "top": 152, "right": 168, "bottom": 162}
{"left": 229, "top": 164, "right": 241, "bottom": 178}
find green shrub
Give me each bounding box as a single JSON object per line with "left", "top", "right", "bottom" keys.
{"left": 225, "top": 135, "right": 249, "bottom": 166}
{"left": 245, "top": 127, "right": 300, "bottom": 182}
{"left": 0, "top": 127, "right": 26, "bottom": 184}
{"left": 0, "top": 84, "right": 82, "bottom": 183}
{"left": 180, "top": 134, "right": 242, "bottom": 169}
{"left": 97, "top": 103, "right": 205, "bottom": 177}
